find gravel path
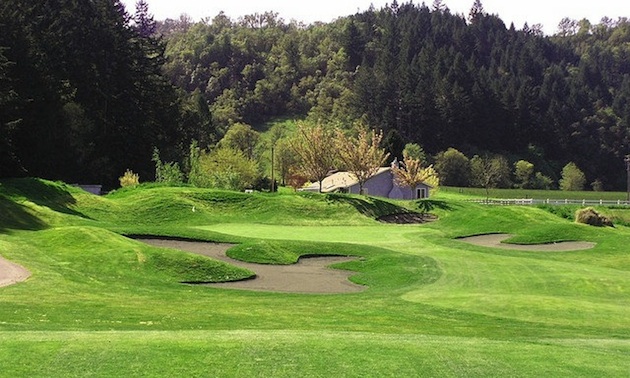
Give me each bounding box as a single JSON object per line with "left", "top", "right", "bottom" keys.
{"left": 138, "top": 239, "right": 366, "bottom": 294}
{"left": 0, "top": 255, "right": 30, "bottom": 287}
{"left": 458, "top": 234, "right": 595, "bottom": 251}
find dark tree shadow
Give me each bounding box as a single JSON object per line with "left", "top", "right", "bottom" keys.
{"left": 325, "top": 193, "right": 414, "bottom": 219}
{"left": 0, "top": 195, "right": 47, "bottom": 231}
{"left": 0, "top": 178, "right": 92, "bottom": 228}
{"left": 415, "top": 199, "right": 454, "bottom": 213}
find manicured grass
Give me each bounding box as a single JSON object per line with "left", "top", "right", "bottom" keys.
{"left": 198, "top": 223, "right": 436, "bottom": 245}
{"left": 1, "top": 331, "right": 628, "bottom": 377}
{"left": 441, "top": 186, "right": 628, "bottom": 201}
{"left": 1, "top": 178, "right": 629, "bottom": 376}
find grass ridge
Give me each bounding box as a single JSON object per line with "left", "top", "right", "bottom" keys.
{"left": 0, "top": 177, "right": 629, "bottom": 376}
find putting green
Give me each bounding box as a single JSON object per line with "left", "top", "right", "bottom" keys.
{"left": 196, "top": 223, "right": 439, "bottom": 245}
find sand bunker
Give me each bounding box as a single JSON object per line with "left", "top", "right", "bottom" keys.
{"left": 0, "top": 255, "right": 30, "bottom": 287}
{"left": 458, "top": 234, "right": 595, "bottom": 252}
{"left": 138, "top": 239, "right": 365, "bottom": 294}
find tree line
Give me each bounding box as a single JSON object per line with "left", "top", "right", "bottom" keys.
{"left": 1, "top": 1, "right": 629, "bottom": 191}
{"left": 0, "top": 0, "right": 208, "bottom": 186}
{"left": 131, "top": 119, "right": 439, "bottom": 200}
{"left": 158, "top": 1, "right": 630, "bottom": 190}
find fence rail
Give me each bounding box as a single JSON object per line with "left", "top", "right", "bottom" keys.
{"left": 468, "top": 198, "right": 630, "bottom": 206}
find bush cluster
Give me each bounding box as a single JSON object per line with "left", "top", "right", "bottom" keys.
{"left": 575, "top": 207, "right": 613, "bottom": 227}
{"left": 119, "top": 170, "right": 139, "bottom": 188}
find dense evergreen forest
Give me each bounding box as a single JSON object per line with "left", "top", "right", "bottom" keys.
{"left": 1, "top": 0, "right": 630, "bottom": 189}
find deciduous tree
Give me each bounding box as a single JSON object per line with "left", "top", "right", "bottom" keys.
{"left": 291, "top": 122, "right": 336, "bottom": 193}
{"left": 272, "top": 138, "right": 296, "bottom": 186}
{"left": 559, "top": 162, "right": 586, "bottom": 191}
{"left": 402, "top": 143, "right": 426, "bottom": 161}
{"left": 219, "top": 123, "right": 260, "bottom": 160}
{"left": 336, "top": 127, "right": 389, "bottom": 195}
{"left": 392, "top": 152, "right": 439, "bottom": 193}
{"left": 514, "top": 160, "right": 534, "bottom": 188}
{"left": 470, "top": 155, "right": 511, "bottom": 199}
{"left": 198, "top": 146, "right": 259, "bottom": 191}
{"left": 434, "top": 148, "right": 471, "bottom": 187}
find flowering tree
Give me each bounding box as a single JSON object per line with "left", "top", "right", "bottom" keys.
{"left": 291, "top": 122, "right": 337, "bottom": 193}
{"left": 392, "top": 152, "right": 439, "bottom": 193}
{"left": 336, "top": 128, "right": 389, "bottom": 195}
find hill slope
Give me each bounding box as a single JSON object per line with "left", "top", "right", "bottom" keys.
{"left": 1, "top": 178, "right": 630, "bottom": 376}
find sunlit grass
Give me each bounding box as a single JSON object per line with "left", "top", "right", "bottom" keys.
{"left": 197, "top": 223, "right": 438, "bottom": 245}
{"left": 441, "top": 186, "right": 628, "bottom": 201}
{"left": 1, "top": 178, "right": 630, "bottom": 376}
{"left": 1, "top": 331, "right": 628, "bottom": 377}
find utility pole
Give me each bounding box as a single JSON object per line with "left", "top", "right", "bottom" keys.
{"left": 271, "top": 145, "right": 275, "bottom": 193}
{"left": 625, "top": 155, "right": 630, "bottom": 202}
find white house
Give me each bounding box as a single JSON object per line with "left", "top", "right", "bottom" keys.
{"left": 303, "top": 166, "right": 431, "bottom": 200}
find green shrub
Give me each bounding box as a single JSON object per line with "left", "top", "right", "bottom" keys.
{"left": 119, "top": 169, "right": 139, "bottom": 188}
{"left": 187, "top": 140, "right": 206, "bottom": 187}
{"left": 575, "top": 207, "right": 613, "bottom": 227}
{"left": 152, "top": 148, "right": 184, "bottom": 185}
{"left": 157, "top": 161, "right": 184, "bottom": 185}
{"left": 591, "top": 179, "right": 604, "bottom": 192}
{"left": 532, "top": 172, "right": 554, "bottom": 190}
{"left": 538, "top": 204, "right": 577, "bottom": 221}
{"left": 197, "top": 146, "right": 260, "bottom": 191}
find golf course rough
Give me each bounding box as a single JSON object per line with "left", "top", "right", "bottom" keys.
{"left": 1, "top": 178, "right": 629, "bottom": 377}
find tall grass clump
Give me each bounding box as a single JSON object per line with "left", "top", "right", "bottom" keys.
{"left": 575, "top": 207, "right": 613, "bottom": 227}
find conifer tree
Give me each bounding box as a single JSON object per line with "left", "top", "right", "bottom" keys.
{"left": 134, "top": 0, "right": 156, "bottom": 38}
{"left": 468, "top": 0, "right": 485, "bottom": 23}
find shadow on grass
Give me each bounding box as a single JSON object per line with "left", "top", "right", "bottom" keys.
{"left": 415, "top": 199, "right": 454, "bottom": 213}
{"left": 324, "top": 193, "right": 413, "bottom": 219}
{"left": 0, "top": 178, "right": 92, "bottom": 228}
{"left": 0, "top": 195, "right": 47, "bottom": 231}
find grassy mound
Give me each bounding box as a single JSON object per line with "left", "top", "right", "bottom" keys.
{"left": 103, "top": 187, "right": 413, "bottom": 226}
{"left": 10, "top": 227, "right": 254, "bottom": 285}
{"left": 0, "top": 178, "right": 418, "bottom": 231}
{"left": 227, "top": 239, "right": 370, "bottom": 265}
{"left": 3, "top": 177, "right": 630, "bottom": 376}
{"left": 0, "top": 178, "right": 89, "bottom": 230}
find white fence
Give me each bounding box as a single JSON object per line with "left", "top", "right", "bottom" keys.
{"left": 469, "top": 198, "right": 630, "bottom": 206}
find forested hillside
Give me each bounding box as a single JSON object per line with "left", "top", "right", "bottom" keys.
{"left": 1, "top": 1, "right": 630, "bottom": 189}
{"left": 0, "top": 0, "right": 200, "bottom": 185}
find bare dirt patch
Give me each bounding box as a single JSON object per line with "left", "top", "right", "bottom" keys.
{"left": 138, "top": 239, "right": 365, "bottom": 294}
{"left": 0, "top": 255, "right": 30, "bottom": 287}
{"left": 457, "top": 234, "right": 596, "bottom": 252}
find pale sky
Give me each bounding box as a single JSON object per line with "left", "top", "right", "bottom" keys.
{"left": 121, "top": 0, "right": 628, "bottom": 35}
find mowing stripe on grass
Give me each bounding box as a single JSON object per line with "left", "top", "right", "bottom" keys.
{"left": 1, "top": 331, "right": 629, "bottom": 377}
{"left": 196, "top": 224, "right": 439, "bottom": 245}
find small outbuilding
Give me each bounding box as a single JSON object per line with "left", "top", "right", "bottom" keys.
{"left": 303, "top": 166, "right": 431, "bottom": 200}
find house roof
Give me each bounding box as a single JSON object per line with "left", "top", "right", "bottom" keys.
{"left": 303, "top": 167, "right": 390, "bottom": 193}
{"left": 303, "top": 164, "right": 435, "bottom": 193}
